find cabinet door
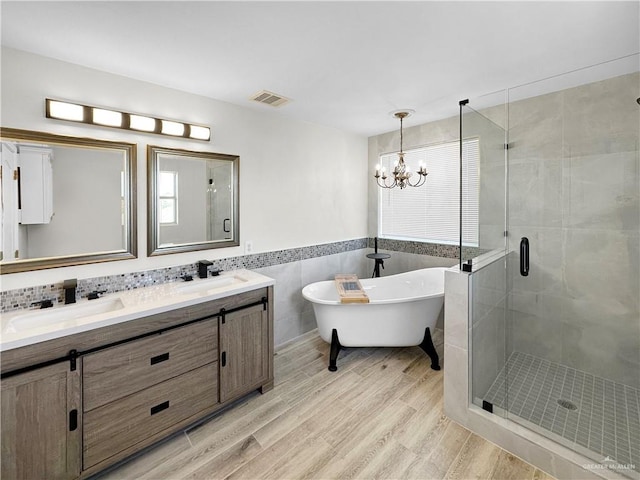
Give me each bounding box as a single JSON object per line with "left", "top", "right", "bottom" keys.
{"left": 17, "top": 146, "right": 54, "bottom": 225}
{"left": 219, "top": 304, "right": 270, "bottom": 403}
{"left": 1, "top": 361, "right": 81, "bottom": 480}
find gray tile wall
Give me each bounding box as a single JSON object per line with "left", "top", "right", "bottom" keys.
{"left": 2, "top": 237, "right": 459, "bottom": 347}
{"left": 257, "top": 249, "right": 370, "bottom": 346}
{"left": 506, "top": 72, "right": 640, "bottom": 388}
{"left": 0, "top": 239, "right": 367, "bottom": 312}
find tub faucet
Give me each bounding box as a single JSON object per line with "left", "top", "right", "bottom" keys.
{"left": 197, "top": 260, "right": 213, "bottom": 279}
{"left": 63, "top": 278, "right": 77, "bottom": 304}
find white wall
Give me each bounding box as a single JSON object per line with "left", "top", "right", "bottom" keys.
{"left": 1, "top": 47, "right": 368, "bottom": 290}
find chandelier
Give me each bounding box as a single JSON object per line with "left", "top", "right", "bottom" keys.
{"left": 374, "top": 111, "right": 428, "bottom": 189}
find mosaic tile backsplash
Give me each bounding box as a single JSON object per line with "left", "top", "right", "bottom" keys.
{"left": 1, "top": 237, "right": 467, "bottom": 313}
{"left": 369, "top": 237, "right": 484, "bottom": 260}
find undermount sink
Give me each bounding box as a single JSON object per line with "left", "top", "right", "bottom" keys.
{"left": 175, "top": 275, "right": 244, "bottom": 295}
{"left": 4, "top": 298, "right": 125, "bottom": 333}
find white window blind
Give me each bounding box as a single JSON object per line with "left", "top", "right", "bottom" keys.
{"left": 378, "top": 138, "right": 479, "bottom": 246}
{"left": 158, "top": 171, "right": 178, "bottom": 225}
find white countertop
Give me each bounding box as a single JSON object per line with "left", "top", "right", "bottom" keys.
{"left": 0, "top": 269, "right": 275, "bottom": 352}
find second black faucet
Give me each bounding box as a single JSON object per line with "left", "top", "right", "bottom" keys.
{"left": 63, "top": 278, "right": 77, "bottom": 304}
{"left": 197, "top": 260, "right": 213, "bottom": 279}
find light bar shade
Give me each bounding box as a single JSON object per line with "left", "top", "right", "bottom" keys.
{"left": 130, "top": 114, "right": 156, "bottom": 132}
{"left": 161, "top": 120, "right": 185, "bottom": 136}
{"left": 48, "top": 100, "right": 84, "bottom": 122}
{"left": 92, "top": 108, "right": 122, "bottom": 127}
{"left": 189, "top": 125, "right": 211, "bottom": 141}
{"left": 45, "top": 99, "right": 211, "bottom": 142}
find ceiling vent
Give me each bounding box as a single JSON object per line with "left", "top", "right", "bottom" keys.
{"left": 250, "top": 90, "right": 290, "bottom": 107}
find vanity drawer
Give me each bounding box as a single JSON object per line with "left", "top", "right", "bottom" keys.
{"left": 83, "top": 318, "right": 218, "bottom": 411}
{"left": 83, "top": 362, "right": 218, "bottom": 469}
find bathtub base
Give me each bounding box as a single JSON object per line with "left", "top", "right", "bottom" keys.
{"left": 419, "top": 327, "right": 441, "bottom": 371}
{"left": 328, "top": 328, "right": 342, "bottom": 372}
{"left": 326, "top": 327, "right": 441, "bottom": 372}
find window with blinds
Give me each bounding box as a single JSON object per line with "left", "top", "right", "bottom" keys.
{"left": 378, "top": 138, "right": 479, "bottom": 246}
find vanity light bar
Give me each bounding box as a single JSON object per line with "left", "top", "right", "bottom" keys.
{"left": 45, "top": 99, "right": 211, "bottom": 141}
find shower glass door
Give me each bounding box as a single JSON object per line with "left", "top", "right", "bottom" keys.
{"left": 461, "top": 94, "right": 509, "bottom": 419}
{"left": 505, "top": 58, "right": 639, "bottom": 474}
{"left": 459, "top": 92, "right": 507, "bottom": 266}
{"left": 471, "top": 55, "right": 639, "bottom": 476}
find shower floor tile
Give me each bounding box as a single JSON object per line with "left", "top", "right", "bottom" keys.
{"left": 483, "top": 352, "right": 640, "bottom": 475}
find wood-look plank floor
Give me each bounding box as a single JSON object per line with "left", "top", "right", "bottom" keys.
{"left": 97, "top": 329, "right": 555, "bottom": 480}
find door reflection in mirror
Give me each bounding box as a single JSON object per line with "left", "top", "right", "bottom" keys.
{"left": 0, "top": 128, "right": 137, "bottom": 273}
{"left": 148, "top": 145, "right": 239, "bottom": 256}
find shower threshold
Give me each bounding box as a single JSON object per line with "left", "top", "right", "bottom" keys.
{"left": 481, "top": 352, "right": 639, "bottom": 477}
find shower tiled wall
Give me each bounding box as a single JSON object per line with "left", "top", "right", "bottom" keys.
{"left": 506, "top": 72, "right": 640, "bottom": 389}
{"left": 445, "top": 267, "right": 606, "bottom": 480}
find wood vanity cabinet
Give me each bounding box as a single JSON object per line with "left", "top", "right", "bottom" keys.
{"left": 219, "top": 303, "right": 271, "bottom": 402}
{"left": 82, "top": 318, "right": 220, "bottom": 470}
{"left": 1, "top": 361, "right": 81, "bottom": 480}
{"left": 0, "top": 285, "right": 273, "bottom": 480}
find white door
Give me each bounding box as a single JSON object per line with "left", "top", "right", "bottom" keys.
{"left": 0, "top": 142, "right": 20, "bottom": 260}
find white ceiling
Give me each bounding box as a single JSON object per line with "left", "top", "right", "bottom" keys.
{"left": 1, "top": 1, "right": 639, "bottom": 137}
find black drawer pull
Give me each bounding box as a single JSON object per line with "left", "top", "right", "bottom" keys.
{"left": 150, "top": 401, "right": 170, "bottom": 415}
{"left": 221, "top": 351, "right": 226, "bottom": 367}
{"left": 69, "top": 409, "right": 78, "bottom": 431}
{"left": 150, "top": 352, "right": 170, "bottom": 365}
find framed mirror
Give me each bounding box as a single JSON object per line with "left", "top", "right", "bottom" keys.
{"left": 0, "top": 127, "right": 137, "bottom": 274}
{"left": 148, "top": 145, "right": 239, "bottom": 256}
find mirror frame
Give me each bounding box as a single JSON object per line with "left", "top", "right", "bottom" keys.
{"left": 147, "top": 145, "right": 240, "bottom": 256}
{"left": 0, "top": 127, "right": 137, "bottom": 274}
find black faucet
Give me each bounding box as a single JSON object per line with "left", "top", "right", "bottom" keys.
{"left": 197, "top": 260, "right": 213, "bottom": 279}
{"left": 63, "top": 279, "right": 77, "bottom": 304}
{"left": 87, "top": 290, "right": 107, "bottom": 300}
{"left": 32, "top": 299, "right": 54, "bottom": 309}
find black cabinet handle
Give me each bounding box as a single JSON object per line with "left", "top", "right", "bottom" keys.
{"left": 150, "top": 401, "right": 170, "bottom": 415}
{"left": 150, "top": 352, "right": 170, "bottom": 365}
{"left": 223, "top": 218, "right": 231, "bottom": 233}
{"left": 520, "top": 237, "right": 529, "bottom": 277}
{"left": 221, "top": 351, "right": 226, "bottom": 367}
{"left": 69, "top": 409, "right": 78, "bottom": 431}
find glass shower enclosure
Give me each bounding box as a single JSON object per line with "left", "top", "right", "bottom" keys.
{"left": 466, "top": 55, "right": 640, "bottom": 477}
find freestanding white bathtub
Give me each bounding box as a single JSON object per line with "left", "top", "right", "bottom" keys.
{"left": 302, "top": 267, "right": 446, "bottom": 371}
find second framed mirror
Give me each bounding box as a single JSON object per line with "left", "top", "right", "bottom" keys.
{"left": 148, "top": 145, "right": 239, "bottom": 256}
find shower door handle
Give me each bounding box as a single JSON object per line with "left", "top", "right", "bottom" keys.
{"left": 520, "top": 237, "right": 529, "bottom": 277}
{"left": 223, "top": 218, "right": 230, "bottom": 233}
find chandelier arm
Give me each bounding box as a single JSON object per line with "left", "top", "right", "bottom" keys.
{"left": 406, "top": 174, "right": 426, "bottom": 188}
{"left": 377, "top": 176, "right": 398, "bottom": 189}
